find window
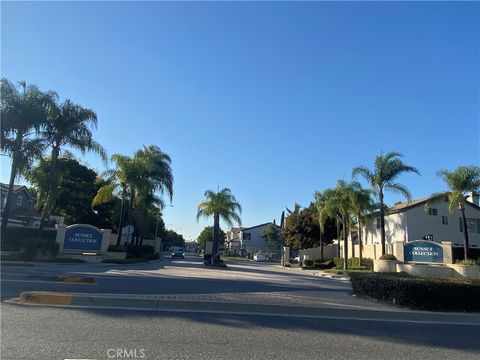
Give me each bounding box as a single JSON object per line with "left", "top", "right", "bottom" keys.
{"left": 16, "top": 195, "right": 22, "bottom": 206}
{"left": 376, "top": 218, "right": 381, "bottom": 229}
{"left": 428, "top": 208, "right": 438, "bottom": 216}
{"left": 242, "top": 232, "right": 251, "bottom": 240}
{"left": 441, "top": 216, "right": 448, "bottom": 225}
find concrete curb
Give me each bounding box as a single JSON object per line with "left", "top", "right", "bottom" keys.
{"left": 8, "top": 291, "right": 480, "bottom": 324}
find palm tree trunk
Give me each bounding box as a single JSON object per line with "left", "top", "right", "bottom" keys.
{"left": 319, "top": 226, "right": 324, "bottom": 261}
{"left": 38, "top": 146, "right": 60, "bottom": 237}
{"left": 1, "top": 152, "right": 19, "bottom": 239}
{"left": 460, "top": 206, "right": 470, "bottom": 260}
{"left": 351, "top": 227, "right": 355, "bottom": 258}
{"left": 212, "top": 212, "right": 220, "bottom": 265}
{"left": 358, "top": 212, "right": 363, "bottom": 264}
{"left": 343, "top": 214, "right": 348, "bottom": 270}
{"left": 336, "top": 220, "right": 341, "bottom": 257}
{"left": 379, "top": 191, "right": 386, "bottom": 256}
{"left": 116, "top": 189, "right": 126, "bottom": 246}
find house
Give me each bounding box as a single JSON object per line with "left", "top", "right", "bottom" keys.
{"left": 0, "top": 182, "right": 38, "bottom": 226}
{"left": 226, "top": 222, "right": 283, "bottom": 257}
{"left": 362, "top": 193, "right": 480, "bottom": 249}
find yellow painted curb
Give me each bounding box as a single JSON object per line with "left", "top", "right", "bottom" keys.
{"left": 56, "top": 276, "right": 96, "bottom": 284}
{"left": 16, "top": 291, "right": 73, "bottom": 305}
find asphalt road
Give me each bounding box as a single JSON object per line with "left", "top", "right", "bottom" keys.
{"left": 2, "top": 255, "right": 480, "bottom": 360}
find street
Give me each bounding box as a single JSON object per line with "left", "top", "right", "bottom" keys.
{"left": 2, "top": 255, "right": 480, "bottom": 360}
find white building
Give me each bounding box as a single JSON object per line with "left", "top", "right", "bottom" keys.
{"left": 362, "top": 194, "right": 480, "bottom": 249}
{"left": 226, "top": 222, "right": 283, "bottom": 256}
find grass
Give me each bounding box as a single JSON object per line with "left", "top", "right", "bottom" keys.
{"left": 323, "top": 268, "right": 373, "bottom": 275}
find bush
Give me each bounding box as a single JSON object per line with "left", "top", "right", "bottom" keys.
{"left": 107, "top": 245, "right": 125, "bottom": 252}
{"left": 350, "top": 272, "right": 480, "bottom": 312}
{"left": 17, "top": 238, "right": 59, "bottom": 261}
{"left": 361, "top": 258, "right": 374, "bottom": 270}
{"left": 455, "top": 259, "right": 479, "bottom": 266}
{"left": 379, "top": 254, "right": 397, "bottom": 261}
{"left": 304, "top": 259, "right": 314, "bottom": 267}
{"left": 284, "top": 263, "right": 291, "bottom": 267}
{"left": 334, "top": 257, "right": 365, "bottom": 269}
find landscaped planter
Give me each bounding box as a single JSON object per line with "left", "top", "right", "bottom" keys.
{"left": 373, "top": 259, "right": 397, "bottom": 273}
{"left": 448, "top": 264, "right": 480, "bottom": 280}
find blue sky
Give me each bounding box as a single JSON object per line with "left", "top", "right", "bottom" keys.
{"left": 1, "top": 2, "right": 479, "bottom": 240}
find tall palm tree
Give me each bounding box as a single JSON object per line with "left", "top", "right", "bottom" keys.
{"left": 314, "top": 191, "right": 330, "bottom": 261}
{"left": 93, "top": 154, "right": 136, "bottom": 245}
{"left": 317, "top": 188, "right": 342, "bottom": 257}
{"left": 0, "top": 78, "right": 57, "bottom": 237}
{"left": 350, "top": 181, "right": 374, "bottom": 263}
{"left": 133, "top": 146, "right": 173, "bottom": 244}
{"left": 39, "top": 99, "right": 107, "bottom": 233}
{"left": 352, "top": 151, "right": 420, "bottom": 255}
{"left": 196, "top": 188, "right": 242, "bottom": 264}
{"left": 333, "top": 180, "right": 355, "bottom": 270}
{"left": 427, "top": 166, "right": 480, "bottom": 260}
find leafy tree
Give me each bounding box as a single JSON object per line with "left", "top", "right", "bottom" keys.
{"left": 196, "top": 188, "right": 242, "bottom": 264}
{"left": 283, "top": 207, "right": 319, "bottom": 250}
{"left": 0, "top": 78, "right": 57, "bottom": 237}
{"left": 161, "top": 229, "right": 185, "bottom": 250}
{"left": 197, "top": 226, "right": 226, "bottom": 250}
{"left": 26, "top": 156, "right": 116, "bottom": 228}
{"left": 352, "top": 151, "right": 420, "bottom": 255}
{"left": 427, "top": 166, "right": 480, "bottom": 260}
{"left": 261, "top": 223, "right": 281, "bottom": 252}
{"left": 38, "top": 99, "right": 107, "bottom": 234}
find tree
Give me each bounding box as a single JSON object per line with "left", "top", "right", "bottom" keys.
{"left": 39, "top": 99, "right": 107, "bottom": 234}
{"left": 261, "top": 223, "right": 281, "bottom": 252}
{"left": 352, "top": 151, "right": 420, "bottom": 255}
{"left": 93, "top": 154, "right": 137, "bottom": 245}
{"left": 427, "top": 166, "right": 480, "bottom": 260}
{"left": 0, "top": 78, "right": 57, "bottom": 237}
{"left": 283, "top": 206, "right": 319, "bottom": 251}
{"left": 196, "top": 188, "right": 242, "bottom": 264}
{"left": 25, "top": 156, "right": 116, "bottom": 228}
{"left": 350, "top": 181, "right": 374, "bottom": 262}
{"left": 197, "top": 226, "right": 226, "bottom": 251}
{"left": 316, "top": 188, "right": 343, "bottom": 256}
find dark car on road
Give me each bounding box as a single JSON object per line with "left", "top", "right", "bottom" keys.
{"left": 171, "top": 249, "right": 185, "bottom": 259}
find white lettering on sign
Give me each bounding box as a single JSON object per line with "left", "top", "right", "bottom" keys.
{"left": 410, "top": 246, "right": 439, "bottom": 257}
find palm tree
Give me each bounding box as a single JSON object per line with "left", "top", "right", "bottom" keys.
{"left": 333, "top": 180, "right": 355, "bottom": 270}
{"left": 39, "top": 99, "right": 107, "bottom": 233}
{"left": 93, "top": 154, "right": 136, "bottom": 245}
{"left": 317, "top": 188, "right": 342, "bottom": 258}
{"left": 196, "top": 188, "right": 242, "bottom": 264}
{"left": 314, "top": 191, "right": 330, "bottom": 261}
{"left": 0, "top": 78, "right": 57, "bottom": 237}
{"left": 352, "top": 151, "right": 420, "bottom": 255}
{"left": 350, "top": 181, "right": 374, "bottom": 263}
{"left": 132, "top": 146, "right": 173, "bottom": 244}
{"left": 427, "top": 166, "right": 480, "bottom": 260}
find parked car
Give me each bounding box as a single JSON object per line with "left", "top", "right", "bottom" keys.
{"left": 253, "top": 254, "right": 267, "bottom": 262}
{"left": 171, "top": 250, "right": 185, "bottom": 259}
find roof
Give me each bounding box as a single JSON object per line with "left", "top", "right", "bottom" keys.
{"left": 0, "top": 182, "right": 35, "bottom": 199}
{"left": 240, "top": 222, "right": 280, "bottom": 232}
{"left": 384, "top": 195, "right": 480, "bottom": 215}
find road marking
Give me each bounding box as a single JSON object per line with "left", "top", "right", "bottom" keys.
{"left": 8, "top": 302, "right": 480, "bottom": 326}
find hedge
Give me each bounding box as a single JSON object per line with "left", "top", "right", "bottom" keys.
{"left": 350, "top": 272, "right": 480, "bottom": 312}
{"left": 2, "top": 227, "right": 56, "bottom": 250}
{"left": 334, "top": 257, "right": 373, "bottom": 270}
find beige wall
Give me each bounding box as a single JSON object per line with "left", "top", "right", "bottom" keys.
{"left": 298, "top": 244, "right": 338, "bottom": 261}
{"left": 361, "top": 200, "right": 480, "bottom": 248}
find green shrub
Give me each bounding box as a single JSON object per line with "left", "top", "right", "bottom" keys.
{"left": 304, "top": 259, "right": 314, "bottom": 267}
{"left": 334, "top": 257, "right": 344, "bottom": 268}
{"left": 455, "top": 259, "right": 479, "bottom": 266}
{"left": 379, "top": 254, "right": 397, "bottom": 261}
{"left": 350, "top": 257, "right": 360, "bottom": 268}
{"left": 350, "top": 272, "right": 480, "bottom": 312}
{"left": 5, "top": 227, "right": 56, "bottom": 243}
{"left": 17, "top": 238, "right": 59, "bottom": 261}
{"left": 361, "top": 258, "right": 374, "bottom": 270}
{"left": 334, "top": 257, "right": 365, "bottom": 269}
{"left": 284, "top": 263, "right": 291, "bottom": 267}
{"left": 107, "top": 245, "right": 125, "bottom": 252}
